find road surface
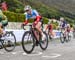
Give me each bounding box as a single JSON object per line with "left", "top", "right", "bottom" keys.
{"left": 0, "top": 37, "right": 75, "bottom": 60}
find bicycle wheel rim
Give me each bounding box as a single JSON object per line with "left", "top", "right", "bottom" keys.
{"left": 3, "top": 32, "right": 16, "bottom": 52}
{"left": 39, "top": 32, "right": 48, "bottom": 50}
{"left": 22, "top": 31, "right": 35, "bottom": 54}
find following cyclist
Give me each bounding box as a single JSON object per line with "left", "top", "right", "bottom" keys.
{"left": 22, "top": 5, "right": 45, "bottom": 44}
{"left": 59, "top": 17, "right": 67, "bottom": 29}
{"left": 45, "top": 19, "right": 54, "bottom": 39}
{"left": 64, "top": 23, "right": 71, "bottom": 36}
{"left": 59, "top": 17, "right": 68, "bottom": 37}
{"left": 0, "top": 9, "right": 8, "bottom": 36}
{"left": 65, "top": 24, "right": 71, "bottom": 32}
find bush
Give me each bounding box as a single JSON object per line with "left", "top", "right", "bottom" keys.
{"left": 3, "top": 11, "right": 25, "bottom": 22}
{"left": 50, "top": 20, "right": 59, "bottom": 29}
{"left": 3, "top": 11, "right": 49, "bottom": 23}
{"left": 42, "top": 17, "right": 48, "bottom": 24}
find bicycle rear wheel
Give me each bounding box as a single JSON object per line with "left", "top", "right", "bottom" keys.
{"left": 39, "top": 32, "right": 48, "bottom": 50}
{"left": 48, "top": 34, "right": 53, "bottom": 41}
{"left": 73, "top": 31, "right": 75, "bottom": 38}
{"left": 22, "top": 31, "right": 35, "bottom": 54}
{"left": 65, "top": 32, "right": 71, "bottom": 42}
{"left": 3, "top": 31, "right": 16, "bottom": 52}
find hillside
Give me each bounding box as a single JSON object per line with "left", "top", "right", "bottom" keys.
{"left": 18, "top": 0, "right": 75, "bottom": 14}
{"left": 38, "top": 0, "right": 75, "bottom": 15}
{"left": 1, "top": 0, "right": 75, "bottom": 24}
{"left": 19, "top": 0, "right": 75, "bottom": 24}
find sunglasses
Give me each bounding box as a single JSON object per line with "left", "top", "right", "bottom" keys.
{"left": 25, "top": 10, "right": 29, "bottom": 12}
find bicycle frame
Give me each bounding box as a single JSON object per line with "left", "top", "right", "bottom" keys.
{"left": 22, "top": 21, "right": 43, "bottom": 41}
{"left": 29, "top": 25, "right": 41, "bottom": 42}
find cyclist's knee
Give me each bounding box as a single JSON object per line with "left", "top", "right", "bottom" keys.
{"left": 36, "top": 22, "right": 41, "bottom": 28}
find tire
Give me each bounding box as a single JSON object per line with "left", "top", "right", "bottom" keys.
{"left": 60, "top": 32, "right": 65, "bottom": 43}
{"left": 22, "top": 31, "right": 35, "bottom": 54}
{"left": 65, "top": 32, "right": 71, "bottom": 42}
{"left": 39, "top": 32, "right": 48, "bottom": 50}
{"left": 49, "top": 34, "right": 53, "bottom": 41}
{"left": 3, "top": 31, "right": 16, "bottom": 52}
{"left": 73, "top": 31, "right": 75, "bottom": 38}
{"left": 47, "top": 30, "right": 52, "bottom": 41}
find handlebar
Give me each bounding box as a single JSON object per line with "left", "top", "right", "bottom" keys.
{"left": 21, "top": 24, "right": 33, "bottom": 30}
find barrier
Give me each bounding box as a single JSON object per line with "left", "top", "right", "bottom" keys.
{"left": 4, "top": 29, "right": 73, "bottom": 42}
{"left": 53, "top": 30, "right": 61, "bottom": 38}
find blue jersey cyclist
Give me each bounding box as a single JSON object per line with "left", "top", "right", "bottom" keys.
{"left": 59, "top": 17, "right": 67, "bottom": 29}
{"left": 22, "top": 5, "right": 45, "bottom": 41}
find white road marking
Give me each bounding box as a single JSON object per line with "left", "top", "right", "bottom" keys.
{"left": 11, "top": 51, "right": 23, "bottom": 55}
{"left": 42, "top": 53, "right": 61, "bottom": 58}
{"left": 23, "top": 51, "right": 43, "bottom": 56}
{"left": 0, "top": 51, "right": 4, "bottom": 54}
{"left": 22, "top": 53, "right": 27, "bottom": 55}
{"left": 11, "top": 52, "right": 17, "bottom": 55}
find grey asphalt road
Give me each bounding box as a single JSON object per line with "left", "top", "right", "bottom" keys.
{"left": 0, "top": 38, "right": 75, "bottom": 60}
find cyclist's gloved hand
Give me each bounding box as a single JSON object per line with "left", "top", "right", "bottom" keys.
{"left": 23, "top": 20, "right": 28, "bottom": 25}
{"left": 21, "top": 20, "right": 28, "bottom": 28}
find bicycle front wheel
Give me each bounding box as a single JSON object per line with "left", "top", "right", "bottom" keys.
{"left": 22, "top": 31, "right": 35, "bottom": 54}
{"left": 3, "top": 31, "right": 16, "bottom": 52}
{"left": 39, "top": 32, "right": 48, "bottom": 50}
{"left": 60, "top": 32, "right": 65, "bottom": 43}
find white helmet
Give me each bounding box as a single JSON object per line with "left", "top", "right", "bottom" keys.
{"left": 67, "top": 24, "right": 70, "bottom": 27}
{"left": 24, "top": 5, "right": 32, "bottom": 11}
{"left": 60, "top": 17, "right": 64, "bottom": 21}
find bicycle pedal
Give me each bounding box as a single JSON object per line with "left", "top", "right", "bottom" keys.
{"left": 35, "top": 41, "right": 39, "bottom": 46}
{"left": 35, "top": 43, "right": 39, "bottom": 46}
